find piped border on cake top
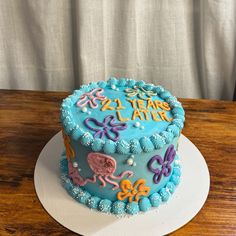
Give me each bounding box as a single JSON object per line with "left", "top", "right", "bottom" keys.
{"left": 60, "top": 77, "right": 185, "bottom": 155}
{"left": 60, "top": 153, "right": 181, "bottom": 216}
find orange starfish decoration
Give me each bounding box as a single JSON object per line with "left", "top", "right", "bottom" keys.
{"left": 117, "top": 179, "right": 150, "bottom": 202}
{"left": 62, "top": 130, "right": 75, "bottom": 160}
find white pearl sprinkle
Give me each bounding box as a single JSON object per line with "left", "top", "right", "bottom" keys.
{"left": 82, "top": 107, "right": 88, "bottom": 113}
{"left": 87, "top": 111, "right": 91, "bottom": 115}
{"left": 134, "top": 122, "right": 140, "bottom": 128}
{"left": 140, "top": 126, "right": 144, "bottom": 130}
{"left": 175, "top": 160, "right": 180, "bottom": 165}
{"left": 78, "top": 168, "right": 81, "bottom": 172}
{"left": 115, "top": 88, "right": 119, "bottom": 91}
{"left": 111, "top": 84, "right": 116, "bottom": 90}
{"left": 127, "top": 158, "right": 134, "bottom": 166}
{"left": 73, "top": 162, "right": 78, "bottom": 168}
{"left": 132, "top": 162, "right": 137, "bottom": 167}
{"left": 130, "top": 154, "right": 135, "bottom": 159}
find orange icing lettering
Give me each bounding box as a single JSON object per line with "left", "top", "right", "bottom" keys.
{"left": 114, "top": 98, "right": 125, "bottom": 110}
{"left": 154, "top": 100, "right": 162, "bottom": 109}
{"left": 140, "top": 109, "right": 149, "bottom": 120}
{"left": 137, "top": 99, "right": 145, "bottom": 109}
{"left": 132, "top": 109, "right": 144, "bottom": 120}
{"left": 62, "top": 130, "right": 75, "bottom": 160}
{"left": 151, "top": 110, "right": 161, "bottom": 121}
{"left": 116, "top": 111, "right": 129, "bottom": 122}
{"left": 117, "top": 179, "right": 150, "bottom": 202}
{"left": 161, "top": 102, "right": 171, "bottom": 111}
{"left": 147, "top": 99, "right": 155, "bottom": 109}
{"left": 127, "top": 99, "right": 137, "bottom": 109}
{"left": 158, "top": 111, "right": 171, "bottom": 122}
{"left": 101, "top": 99, "right": 114, "bottom": 111}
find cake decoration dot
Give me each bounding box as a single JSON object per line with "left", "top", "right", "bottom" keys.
{"left": 111, "top": 84, "right": 116, "bottom": 90}
{"left": 134, "top": 122, "right": 140, "bottom": 128}
{"left": 82, "top": 107, "right": 88, "bottom": 113}
{"left": 127, "top": 158, "right": 134, "bottom": 166}
{"left": 140, "top": 126, "right": 144, "bottom": 130}
{"left": 87, "top": 111, "right": 91, "bottom": 115}
{"left": 72, "top": 162, "right": 78, "bottom": 168}
{"left": 132, "top": 162, "right": 136, "bottom": 166}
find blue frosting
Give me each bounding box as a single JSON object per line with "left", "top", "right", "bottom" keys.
{"left": 86, "top": 196, "right": 101, "bottom": 209}
{"left": 149, "top": 193, "right": 162, "bottom": 207}
{"left": 150, "top": 133, "right": 166, "bottom": 149}
{"left": 126, "top": 202, "right": 140, "bottom": 215}
{"left": 91, "top": 138, "right": 105, "bottom": 152}
{"left": 98, "top": 199, "right": 112, "bottom": 213}
{"left": 103, "top": 140, "right": 116, "bottom": 154}
{"left": 112, "top": 201, "right": 126, "bottom": 215}
{"left": 159, "top": 188, "right": 171, "bottom": 202}
{"left": 60, "top": 78, "right": 185, "bottom": 155}
{"left": 130, "top": 139, "right": 142, "bottom": 154}
{"left": 140, "top": 137, "right": 154, "bottom": 153}
{"left": 139, "top": 197, "right": 152, "bottom": 212}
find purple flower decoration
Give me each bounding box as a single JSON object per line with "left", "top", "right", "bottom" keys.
{"left": 147, "top": 145, "right": 176, "bottom": 184}
{"left": 77, "top": 88, "right": 106, "bottom": 109}
{"left": 84, "top": 115, "right": 127, "bottom": 141}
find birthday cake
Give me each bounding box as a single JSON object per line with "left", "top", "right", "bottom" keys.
{"left": 60, "top": 78, "right": 185, "bottom": 215}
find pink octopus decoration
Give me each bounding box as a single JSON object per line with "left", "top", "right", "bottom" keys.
{"left": 76, "top": 88, "right": 106, "bottom": 108}
{"left": 68, "top": 153, "right": 133, "bottom": 190}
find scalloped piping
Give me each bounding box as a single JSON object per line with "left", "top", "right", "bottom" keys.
{"left": 60, "top": 153, "right": 181, "bottom": 216}
{"left": 60, "top": 77, "right": 185, "bottom": 154}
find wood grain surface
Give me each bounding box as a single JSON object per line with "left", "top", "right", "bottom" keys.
{"left": 0, "top": 90, "right": 236, "bottom": 236}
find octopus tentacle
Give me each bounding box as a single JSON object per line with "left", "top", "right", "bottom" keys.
{"left": 82, "top": 174, "right": 97, "bottom": 185}
{"left": 110, "top": 170, "right": 133, "bottom": 180}
{"left": 104, "top": 176, "right": 119, "bottom": 190}
{"left": 98, "top": 175, "right": 106, "bottom": 187}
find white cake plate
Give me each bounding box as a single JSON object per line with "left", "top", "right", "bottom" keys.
{"left": 34, "top": 132, "right": 210, "bottom": 236}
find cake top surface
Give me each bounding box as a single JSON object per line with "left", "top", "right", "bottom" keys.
{"left": 60, "top": 78, "right": 185, "bottom": 154}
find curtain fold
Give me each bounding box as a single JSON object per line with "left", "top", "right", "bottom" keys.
{"left": 0, "top": 0, "right": 235, "bottom": 99}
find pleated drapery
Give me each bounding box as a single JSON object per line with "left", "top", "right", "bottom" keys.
{"left": 0, "top": 0, "right": 235, "bottom": 99}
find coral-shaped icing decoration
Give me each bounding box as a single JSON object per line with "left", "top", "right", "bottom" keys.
{"left": 87, "top": 153, "right": 133, "bottom": 190}
{"left": 117, "top": 179, "right": 150, "bottom": 203}
{"left": 62, "top": 130, "right": 75, "bottom": 160}
{"left": 76, "top": 88, "right": 107, "bottom": 108}
{"left": 147, "top": 144, "right": 176, "bottom": 184}
{"left": 84, "top": 115, "right": 127, "bottom": 142}
{"left": 125, "top": 86, "right": 157, "bottom": 100}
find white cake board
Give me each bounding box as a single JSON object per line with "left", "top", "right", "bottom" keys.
{"left": 34, "top": 132, "right": 210, "bottom": 236}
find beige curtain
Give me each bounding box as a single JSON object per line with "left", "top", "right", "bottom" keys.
{"left": 0, "top": 0, "right": 235, "bottom": 99}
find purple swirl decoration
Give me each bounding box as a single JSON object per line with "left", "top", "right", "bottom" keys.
{"left": 84, "top": 115, "right": 127, "bottom": 142}
{"left": 147, "top": 145, "right": 176, "bottom": 184}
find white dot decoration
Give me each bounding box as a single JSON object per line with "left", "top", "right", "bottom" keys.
{"left": 111, "top": 84, "right": 116, "bottom": 90}
{"left": 134, "top": 122, "right": 140, "bottom": 128}
{"left": 140, "top": 126, "right": 144, "bottom": 130}
{"left": 73, "top": 162, "right": 78, "bottom": 168}
{"left": 87, "top": 111, "right": 91, "bottom": 115}
{"left": 127, "top": 158, "right": 134, "bottom": 166}
{"left": 133, "top": 162, "right": 137, "bottom": 167}
{"left": 82, "top": 107, "right": 88, "bottom": 113}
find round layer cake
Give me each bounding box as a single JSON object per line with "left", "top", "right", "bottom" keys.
{"left": 60, "top": 77, "right": 185, "bottom": 215}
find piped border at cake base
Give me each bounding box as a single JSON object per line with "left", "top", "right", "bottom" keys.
{"left": 59, "top": 153, "right": 182, "bottom": 216}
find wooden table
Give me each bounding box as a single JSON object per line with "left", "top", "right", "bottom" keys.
{"left": 0, "top": 90, "right": 236, "bottom": 236}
